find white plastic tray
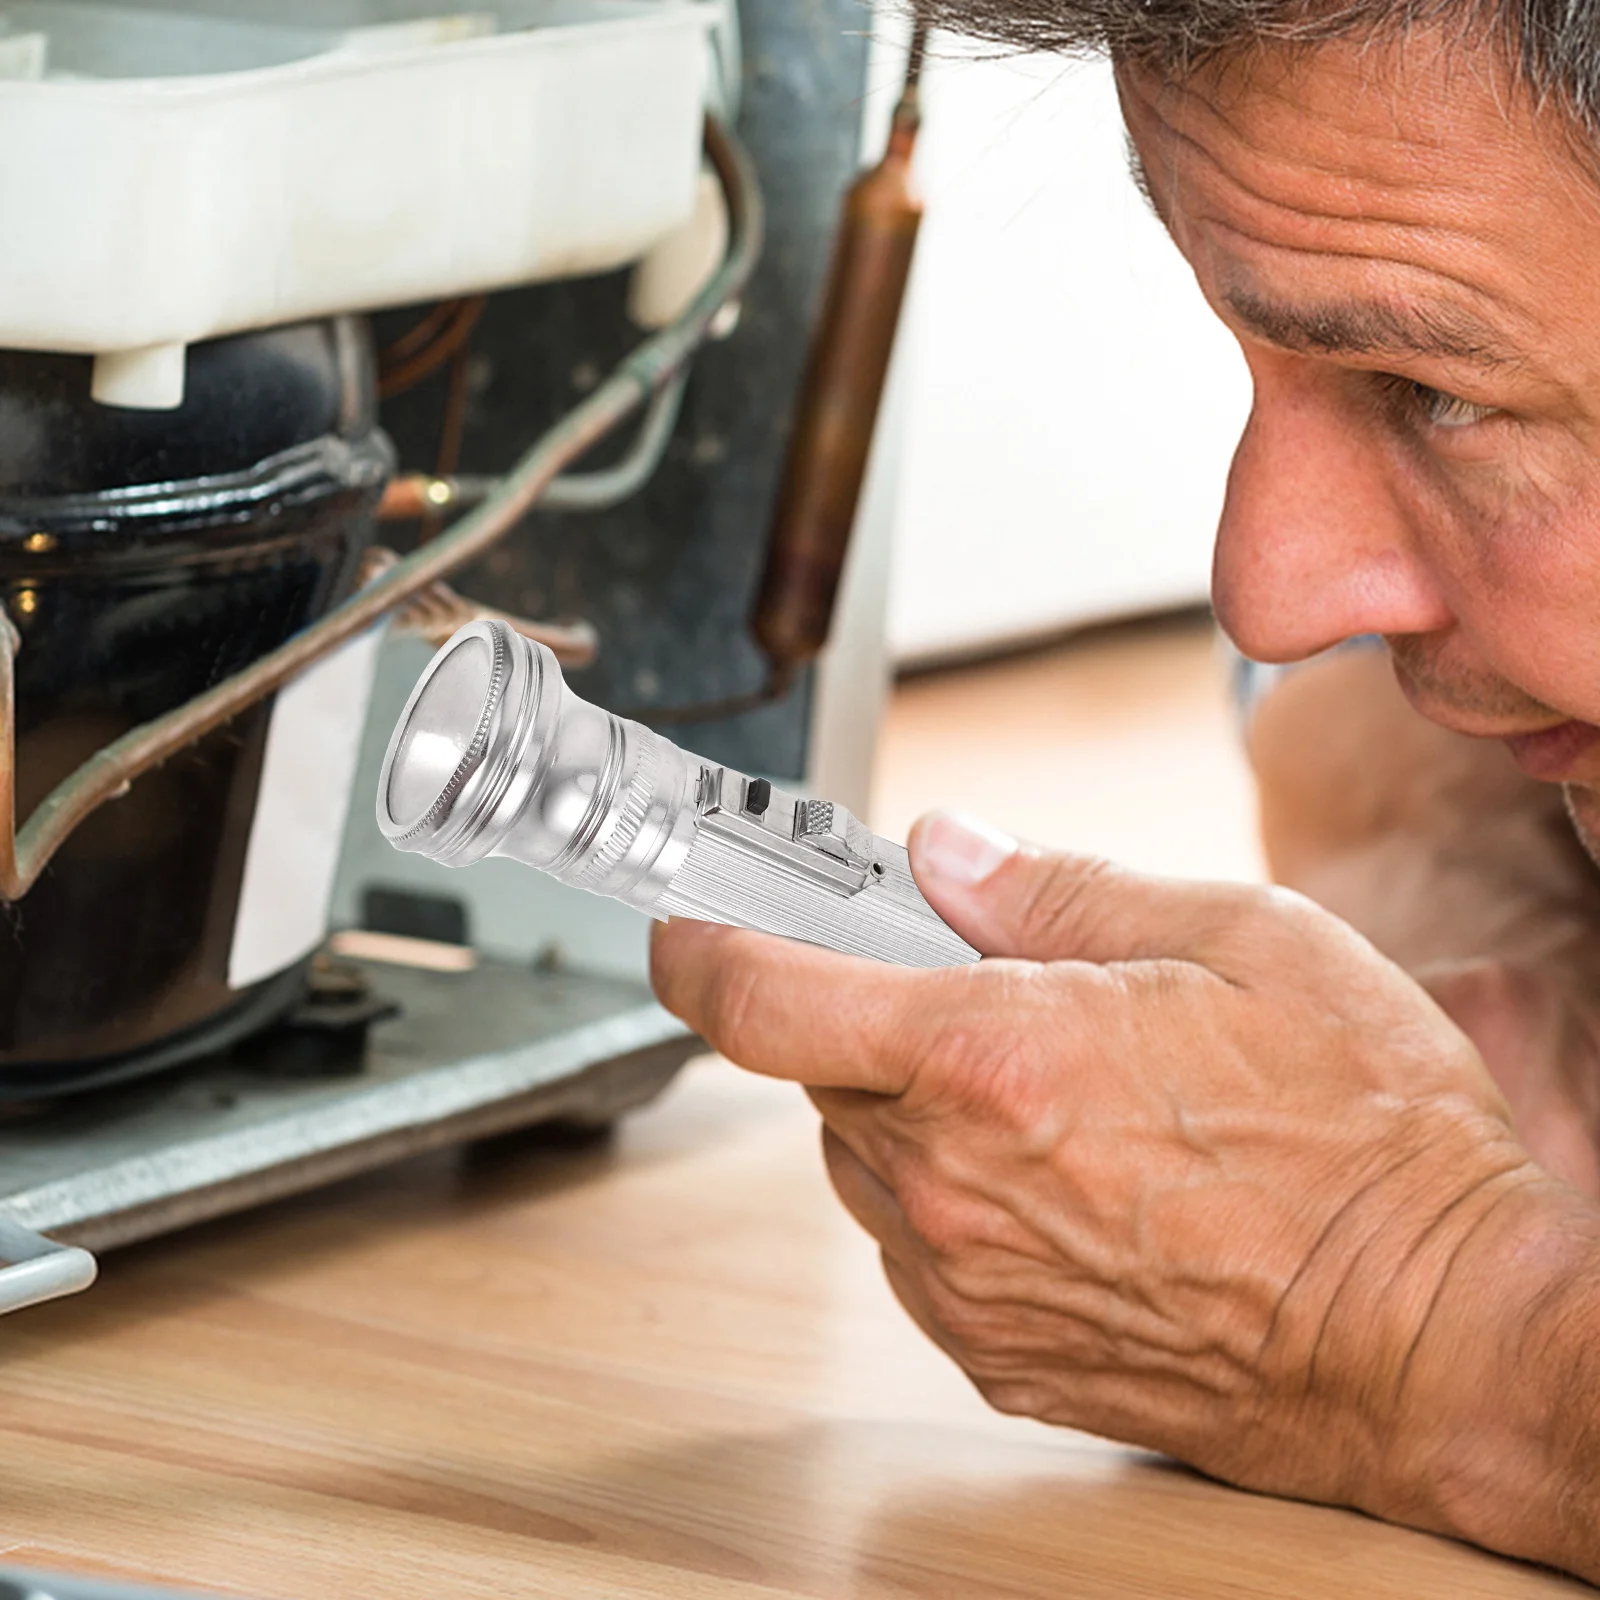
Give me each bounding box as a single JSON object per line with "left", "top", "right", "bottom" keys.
{"left": 0, "top": 1, "right": 718, "bottom": 405}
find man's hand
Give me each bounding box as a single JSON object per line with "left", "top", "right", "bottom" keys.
{"left": 651, "top": 814, "right": 1600, "bottom": 1581}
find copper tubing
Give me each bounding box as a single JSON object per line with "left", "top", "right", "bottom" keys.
{"left": 0, "top": 115, "right": 763, "bottom": 902}
{"left": 378, "top": 474, "right": 490, "bottom": 521}
{"left": 358, "top": 543, "right": 598, "bottom": 664}
{"left": 750, "top": 27, "right": 926, "bottom": 677}
{"left": 377, "top": 369, "right": 691, "bottom": 522}
{"left": 377, "top": 295, "right": 488, "bottom": 400}
{"left": 396, "top": 580, "right": 599, "bottom": 666}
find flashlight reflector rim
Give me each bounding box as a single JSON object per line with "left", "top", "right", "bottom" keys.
{"left": 377, "top": 619, "right": 516, "bottom": 854}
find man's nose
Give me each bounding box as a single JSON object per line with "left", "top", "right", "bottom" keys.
{"left": 1210, "top": 360, "right": 1454, "bottom": 663}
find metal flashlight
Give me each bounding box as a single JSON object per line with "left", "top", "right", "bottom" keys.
{"left": 376, "top": 621, "right": 978, "bottom": 968}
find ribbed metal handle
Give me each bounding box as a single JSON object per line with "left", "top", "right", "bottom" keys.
{"left": 655, "top": 766, "right": 980, "bottom": 969}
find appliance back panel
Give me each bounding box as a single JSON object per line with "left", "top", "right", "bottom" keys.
{"left": 375, "top": 0, "right": 872, "bottom": 782}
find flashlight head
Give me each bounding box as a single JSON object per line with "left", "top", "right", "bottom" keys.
{"left": 377, "top": 620, "right": 698, "bottom": 907}
{"left": 378, "top": 620, "right": 531, "bottom": 865}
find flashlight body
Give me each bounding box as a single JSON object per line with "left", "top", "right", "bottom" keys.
{"left": 653, "top": 766, "right": 978, "bottom": 968}
{"left": 377, "top": 623, "right": 979, "bottom": 969}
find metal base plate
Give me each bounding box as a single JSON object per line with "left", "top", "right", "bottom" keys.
{"left": 0, "top": 958, "right": 696, "bottom": 1255}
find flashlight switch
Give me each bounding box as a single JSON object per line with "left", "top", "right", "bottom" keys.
{"left": 795, "top": 800, "right": 853, "bottom": 862}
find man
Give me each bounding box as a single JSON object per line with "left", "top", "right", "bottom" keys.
{"left": 652, "top": 1, "right": 1600, "bottom": 1583}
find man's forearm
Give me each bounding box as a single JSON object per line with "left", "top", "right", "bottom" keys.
{"left": 1246, "top": 647, "right": 1600, "bottom": 982}
{"left": 1536, "top": 1252, "right": 1600, "bottom": 1582}
{"left": 1408, "top": 1183, "right": 1600, "bottom": 1583}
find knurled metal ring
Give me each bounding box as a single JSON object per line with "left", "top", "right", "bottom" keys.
{"left": 392, "top": 620, "right": 513, "bottom": 849}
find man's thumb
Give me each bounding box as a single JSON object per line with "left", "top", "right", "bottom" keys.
{"left": 907, "top": 809, "right": 1242, "bottom": 964}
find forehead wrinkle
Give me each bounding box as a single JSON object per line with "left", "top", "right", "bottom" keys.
{"left": 1139, "top": 95, "right": 1489, "bottom": 250}
{"left": 1125, "top": 42, "right": 1512, "bottom": 194}
{"left": 1127, "top": 44, "right": 1600, "bottom": 240}
{"left": 1128, "top": 89, "right": 1551, "bottom": 359}
{"left": 1122, "top": 67, "right": 1522, "bottom": 273}
{"left": 1118, "top": 57, "right": 1592, "bottom": 407}
{"left": 1165, "top": 82, "right": 1453, "bottom": 204}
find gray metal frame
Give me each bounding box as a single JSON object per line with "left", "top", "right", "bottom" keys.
{"left": 1, "top": 1569, "right": 244, "bottom": 1600}
{"left": 0, "top": 958, "right": 697, "bottom": 1316}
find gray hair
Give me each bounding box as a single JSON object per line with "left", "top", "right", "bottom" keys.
{"left": 911, "top": 2, "right": 1600, "bottom": 137}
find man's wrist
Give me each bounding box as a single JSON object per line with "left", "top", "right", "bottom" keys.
{"left": 1387, "top": 1177, "right": 1600, "bottom": 1582}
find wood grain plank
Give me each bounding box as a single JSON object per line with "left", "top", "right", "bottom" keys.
{"left": 1, "top": 1062, "right": 1584, "bottom": 1599}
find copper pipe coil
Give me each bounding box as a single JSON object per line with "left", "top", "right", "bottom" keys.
{"left": 379, "top": 298, "right": 459, "bottom": 367}
{"left": 377, "top": 295, "right": 488, "bottom": 400}
{"left": 0, "top": 115, "right": 763, "bottom": 902}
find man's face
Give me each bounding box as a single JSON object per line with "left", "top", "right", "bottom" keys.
{"left": 1119, "top": 37, "right": 1600, "bottom": 847}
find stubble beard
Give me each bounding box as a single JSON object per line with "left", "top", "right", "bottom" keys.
{"left": 1388, "top": 639, "right": 1600, "bottom": 868}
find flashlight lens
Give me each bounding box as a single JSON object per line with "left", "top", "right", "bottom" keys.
{"left": 385, "top": 631, "right": 495, "bottom": 832}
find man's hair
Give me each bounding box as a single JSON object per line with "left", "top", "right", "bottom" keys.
{"left": 912, "top": 2, "right": 1600, "bottom": 135}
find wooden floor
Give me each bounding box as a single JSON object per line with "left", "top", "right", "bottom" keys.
{"left": 1, "top": 618, "right": 1584, "bottom": 1599}
{"left": 873, "top": 613, "right": 1264, "bottom": 882}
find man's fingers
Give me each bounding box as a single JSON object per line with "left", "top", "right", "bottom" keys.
{"left": 907, "top": 809, "right": 1310, "bottom": 971}
{"left": 650, "top": 917, "right": 949, "bottom": 1093}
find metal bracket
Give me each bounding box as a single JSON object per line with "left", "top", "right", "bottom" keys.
{"left": 0, "top": 1213, "right": 97, "bottom": 1315}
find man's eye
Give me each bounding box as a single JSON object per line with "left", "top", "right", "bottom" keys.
{"left": 1392, "top": 378, "right": 1497, "bottom": 430}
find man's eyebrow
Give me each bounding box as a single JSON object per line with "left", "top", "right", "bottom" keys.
{"left": 1222, "top": 284, "right": 1520, "bottom": 370}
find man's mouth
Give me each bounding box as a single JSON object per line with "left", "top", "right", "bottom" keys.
{"left": 1389, "top": 656, "right": 1600, "bottom": 780}
{"left": 1502, "top": 721, "right": 1600, "bottom": 780}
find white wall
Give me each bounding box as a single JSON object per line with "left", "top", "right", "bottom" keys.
{"left": 872, "top": 34, "right": 1253, "bottom": 666}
